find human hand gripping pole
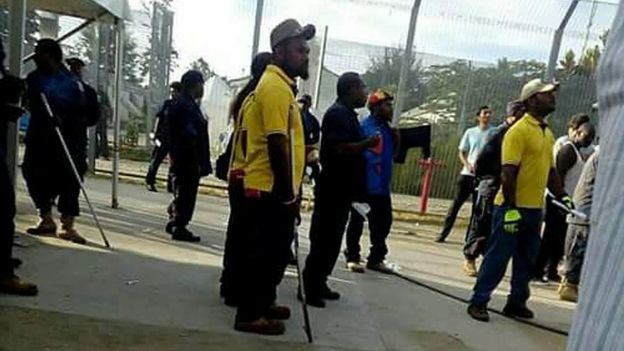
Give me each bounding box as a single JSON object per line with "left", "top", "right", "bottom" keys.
{"left": 40, "top": 93, "right": 111, "bottom": 248}
{"left": 288, "top": 107, "right": 313, "bottom": 343}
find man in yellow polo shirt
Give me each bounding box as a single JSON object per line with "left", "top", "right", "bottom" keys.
{"left": 467, "top": 79, "right": 572, "bottom": 322}
{"left": 233, "top": 19, "right": 315, "bottom": 336}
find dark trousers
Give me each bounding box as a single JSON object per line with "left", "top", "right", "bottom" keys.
{"left": 22, "top": 148, "right": 84, "bottom": 216}
{"left": 145, "top": 144, "right": 169, "bottom": 185}
{"left": 236, "top": 192, "right": 294, "bottom": 322}
{"left": 470, "top": 207, "right": 542, "bottom": 306}
{"left": 220, "top": 179, "right": 246, "bottom": 299}
{"left": 562, "top": 223, "right": 589, "bottom": 285}
{"left": 344, "top": 194, "right": 393, "bottom": 264}
{"left": 303, "top": 182, "right": 352, "bottom": 295}
{"left": 95, "top": 119, "right": 109, "bottom": 159}
{"left": 167, "top": 165, "right": 199, "bottom": 228}
{"left": 464, "top": 182, "right": 497, "bottom": 260}
{"left": 438, "top": 175, "right": 476, "bottom": 241}
{"left": 535, "top": 197, "right": 567, "bottom": 279}
{"left": 0, "top": 159, "right": 16, "bottom": 278}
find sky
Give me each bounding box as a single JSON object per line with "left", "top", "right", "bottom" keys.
{"left": 126, "top": 0, "right": 619, "bottom": 81}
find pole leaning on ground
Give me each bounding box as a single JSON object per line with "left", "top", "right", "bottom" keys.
{"left": 289, "top": 109, "right": 313, "bottom": 343}
{"left": 40, "top": 93, "right": 111, "bottom": 248}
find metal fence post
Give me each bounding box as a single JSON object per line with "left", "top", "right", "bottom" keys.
{"left": 545, "top": 0, "right": 580, "bottom": 81}
{"left": 251, "top": 0, "right": 264, "bottom": 60}
{"left": 392, "top": 0, "right": 422, "bottom": 127}
{"left": 112, "top": 18, "right": 124, "bottom": 209}
{"left": 6, "top": 0, "right": 26, "bottom": 186}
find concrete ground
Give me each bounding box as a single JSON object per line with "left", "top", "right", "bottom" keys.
{"left": 1, "top": 175, "right": 569, "bottom": 350}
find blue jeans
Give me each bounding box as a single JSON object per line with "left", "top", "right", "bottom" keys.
{"left": 470, "top": 206, "right": 543, "bottom": 306}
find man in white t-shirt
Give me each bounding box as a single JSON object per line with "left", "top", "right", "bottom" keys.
{"left": 436, "top": 106, "right": 495, "bottom": 243}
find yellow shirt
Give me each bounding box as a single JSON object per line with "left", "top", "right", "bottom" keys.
{"left": 494, "top": 113, "right": 555, "bottom": 209}
{"left": 240, "top": 65, "right": 305, "bottom": 195}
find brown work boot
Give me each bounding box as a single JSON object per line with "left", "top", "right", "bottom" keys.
{"left": 26, "top": 212, "right": 56, "bottom": 236}
{"left": 463, "top": 259, "right": 478, "bottom": 277}
{"left": 266, "top": 305, "right": 291, "bottom": 320}
{"left": 0, "top": 275, "right": 38, "bottom": 296}
{"left": 234, "top": 317, "right": 285, "bottom": 335}
{"left": 58, "top": 215, "right": 87, "bottom": 245}
{"left": 558, "top": 280, "right": 578, "bottom": 303}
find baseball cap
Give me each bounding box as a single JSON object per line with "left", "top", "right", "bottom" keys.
{"left": 368, "top": 89, "right": 394, "bottom": 108}
{"left": 270, "top": 19, "right": 316, "bottom": 49}
{"left": 181, "top": 70, "right": 204, "bottom": 86}
{"left": 519, "top": 78, "right": 558, "bottom": 101}
{"left": 65, "top": 57, "right": 85, "bottom": 67}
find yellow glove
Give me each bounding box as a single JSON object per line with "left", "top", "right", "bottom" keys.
{"left": 503, "top": 208, "right": 522, "bottom": 234}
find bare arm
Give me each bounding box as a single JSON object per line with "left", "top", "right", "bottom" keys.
{"left": 555, "top": 144, "right": 577, "bottom": 190}
{"left": 335, "top": 135, "right": 378, "bottom": 155}
{"left": 501, "top": 164, "right": 518, "bottom": 207}
{"left": 459, "top": 150, "right": 472, "bottom": 173}
{"left": 267, "top": 133, "right": 294, "bottom": 202}
{"left": 547, "top": 168, "right": 566, "bottom": 198}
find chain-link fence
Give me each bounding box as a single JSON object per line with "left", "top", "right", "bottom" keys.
{"left": 4, "top": 0, "right": 617, "bottom": 200}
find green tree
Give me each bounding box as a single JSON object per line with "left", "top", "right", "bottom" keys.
{"left": 188, "top": 57, "right": 213, "bottom": 80}
{"left": 362, "top": 47, "right": 427, "bottom": 113}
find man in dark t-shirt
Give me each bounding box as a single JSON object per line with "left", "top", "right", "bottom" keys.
{"left": 302, "top": 73, "right": 379, "bottom": 307}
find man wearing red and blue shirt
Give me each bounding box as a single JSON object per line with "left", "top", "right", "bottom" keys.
{"left": 344, "top": 89, "right": 398, "bottom": 274}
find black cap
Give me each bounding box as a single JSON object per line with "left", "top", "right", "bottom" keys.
{"left": 66, "top": 57, "right": 85, "bottom": 68}
{"left": 270, "top": 19, "right": 316, "bottom": 49}
{"left": 181, "top": 70, "right": 204, "bottom": 86}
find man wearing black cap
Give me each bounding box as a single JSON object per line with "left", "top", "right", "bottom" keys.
{"left": 66, "top": 57, "right": 101, "bottom": 144}
{"left": 233, "top": 19, "right": 314, "bottom": 335}
{"left": 298, "top": 94, "right": 321, "bottom": 181}
{"left": 302, "top": 72, "right": 380, "bottom": 307}
{"left": 145, "top": 81, "right": 182, "bottom": 192}
{"left": 165, "top": 70, "right": 210, "bottom": 242}
{"left": 0, "top": 38, "right": 38, "bottom": 295}
{"left": 23, "top": 39, "right": 96, "bottom": 245}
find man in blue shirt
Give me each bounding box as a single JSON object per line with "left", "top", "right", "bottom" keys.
{"left": 436, "top": 106, "right": 495, "bottom": 243}
{"left": 165, "top": 70, "right": 211, "bottom": 242}
{"left": 344, "top": 89, "right": 398, "bottom": 274}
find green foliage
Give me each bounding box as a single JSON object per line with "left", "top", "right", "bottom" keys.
{"left": 362, "top": 46, "right": 427, "bottom": 112}
{"left": 188, "top": 57, "right": 213, "bottom": 80}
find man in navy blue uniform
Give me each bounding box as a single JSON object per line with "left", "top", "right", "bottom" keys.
{"left": 302, "top": 72, "right": 380, "bottom": 307}
{"left": 165, "top": 70, "right": 211, "bottom": 242}
{"left": 145, "top": 81, "right": 181, "bottom": 192}
{"left": 23, "top": 39, "right": 97, "bottom": 245}
{"left": 0, "top": 38, "right": 38, "bottom": 295}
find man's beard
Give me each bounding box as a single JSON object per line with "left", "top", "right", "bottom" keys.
{"left": 285, "top": 61, "right": 309, "bottom": 80}
{"left": 537, "top": 105, "right": 555, "bottom": 117}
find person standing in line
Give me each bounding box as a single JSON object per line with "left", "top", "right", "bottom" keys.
{"left": 462, "top": 101, "right": 524, "bottom": 277}
{"left": 0, "top": 37, "right": 38, "bottom": 295}
{"left": 343, "top": 89, "right": 398, "bottom": 274}
{"left": 435, "top": 106, "right": 495, "bottom": 243}
{"left": 467, "top": 79, "right": 572, "bottom": 322}
{"left": 299, "top": 94, "right": 321, "bottom": 181}
{"left": 233, "top": 19, "right": 315, "bottom": 335}
{"left": 146, "top": 81, "right": 182, "bottom": 192}
{"left": 558, "top": 149, "right": 599, "bottom": 302}
{"left": 95, "top": 87, "right": 112, "bottom": 160}
{"left": 219, "top": 51, "right": 272, "bottom": 307}
{"left": 534, "top": 120, "right": 595, "bottom": 282}
{"left": 301, "top": 72, "right": 380, "bottom": 308}
{"left": 165, "top": 71, "right": 210, "bottom": 242}
{"left": 553, "top": 113, "right": 594, "bottom": 159}
{"left": 23, "top": 40, "right": 97, "bottom": 245}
